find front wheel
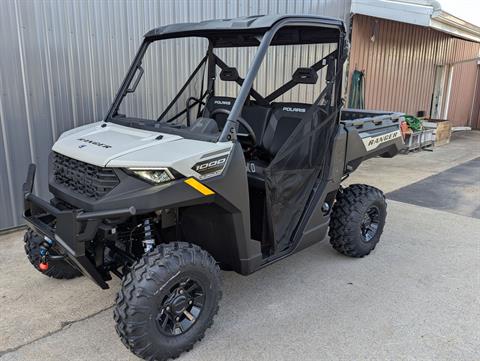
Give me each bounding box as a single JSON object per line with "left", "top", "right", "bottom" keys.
{"left": 328, "top": 184, "right": 387, "bottom": 257}
{"left": 114, "top": 242, "right": 222, "bottom": 361}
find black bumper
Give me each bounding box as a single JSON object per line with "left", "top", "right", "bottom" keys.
{"left": 22, "top": 164, "right": 136, "bottom": 289}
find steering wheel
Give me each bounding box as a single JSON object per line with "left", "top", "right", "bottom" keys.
{"left": 210, "top": 108, "right": 257, "bottom": 146}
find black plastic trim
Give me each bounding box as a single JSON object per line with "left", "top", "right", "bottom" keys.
{"left": 22, "top": 164, "right": 139, "bottom": 289}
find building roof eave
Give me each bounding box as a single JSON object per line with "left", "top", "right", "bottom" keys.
{"left": 431, "top": 11, "right": 480, "bottom": 43}
{"left": 351, "top": 0, "right": 433, "bottom": 27}
{"left": 351, "top": 0, "right": 480, "bottom": 44}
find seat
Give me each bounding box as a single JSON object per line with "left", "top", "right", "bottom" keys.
{"left": 261, "top": 102, "right": 311, "bottom": 158}
{"left": 203, "top": 98, "right": 312, "bottom": 189}
{"left": 202, "top": 96, "right": 235, "bottom": 130}
{"left": 247, "top": 103, "right": 310, "bottom": 189}
{"left": 203, "top": 96, "right": 271, "bottom": 142}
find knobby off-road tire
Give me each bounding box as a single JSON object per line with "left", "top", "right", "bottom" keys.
{"left": 329, "top": 184, "right": 387, "bottom": 257}
{"left": 114, "top": 242, "right": 222, "bottom": 361}
{"left": 23, "top": 229, "right": 82, "bottom": 279}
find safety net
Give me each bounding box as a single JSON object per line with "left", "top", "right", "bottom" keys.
{"left": 264, "top": 69, "right": 341, "bottom": 251}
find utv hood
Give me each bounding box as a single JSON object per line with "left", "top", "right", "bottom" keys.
{"left": 52, "top": 122, "right": 233, "bottom": 178}
{"left": 52, "top": 122, "right": 182, "bottom": 167}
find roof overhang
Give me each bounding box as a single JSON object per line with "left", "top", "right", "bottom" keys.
{"left": 351, "top": 0, "right": 480, "bottom": 43}
{"left": 430, "top": 10, "right": 480, "bottom": 43}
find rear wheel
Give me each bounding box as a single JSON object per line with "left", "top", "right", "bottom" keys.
{"left": 114, "top": 242, "right": 222, "bottom": 361}
{"left": 23, "top": 229, "right": 82, "bottom": 279}
{"left": 328, "top": 184, "right": 387, "bottom": 257}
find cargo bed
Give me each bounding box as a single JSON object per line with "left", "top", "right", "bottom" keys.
{"left": 340, "top": 108, "right": 405, "bottom": 173}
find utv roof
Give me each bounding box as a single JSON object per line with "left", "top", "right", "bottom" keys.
{"left": 144, "top": 14, "right": 345, "bottom": 46}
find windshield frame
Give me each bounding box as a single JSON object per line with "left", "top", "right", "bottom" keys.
{"left": 104, "top": 18, "right": 346, "bottom": 143}
{"left": 105, "top": 40, "right": 150, "bottom": 122}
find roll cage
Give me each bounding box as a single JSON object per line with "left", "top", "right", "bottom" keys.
{"left": 105, "top": 15, "right": 347, "bottom": 142}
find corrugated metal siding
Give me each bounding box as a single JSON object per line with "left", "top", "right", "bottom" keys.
{"left": 446, "top": 49, "right": 479, "bottom": 127}
{"left": 0, "top": 0, "right": 351, "bottom": 230}
{"left": 472, "top": 67, "right": 480, "bottom": 129}
{"left": 348, "top": 15, "right": 480, "bottom": 125}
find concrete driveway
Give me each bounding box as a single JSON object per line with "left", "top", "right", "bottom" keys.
{"left": 1, "top": 131, "right": 479, "bottom": 361}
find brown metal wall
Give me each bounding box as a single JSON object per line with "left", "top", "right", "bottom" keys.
{"left": 349, "top": 15, "right": 480, "bottom": 126}
{"left": 472, "top": 67, "right": 480, "bottom": 129}
{"left": 446, "top": 46, "right": 479, "bottom": 126}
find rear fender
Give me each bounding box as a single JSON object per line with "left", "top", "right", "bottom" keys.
{"left": 342, "top": 112, "right": 404, "bottom": 173}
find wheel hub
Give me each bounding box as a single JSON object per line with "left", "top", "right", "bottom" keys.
{"left": 170, "top": 293, "right": 189, "bottom": 315}
{"left": 361, "top": 206, "right": 380, "bottom": 242}
{"left": 156, "top": 278, "right": 205, "bottom": 336}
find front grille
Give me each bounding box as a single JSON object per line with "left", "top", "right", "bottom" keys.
{"left": 52, "top": 153, "right": 120, "bottom": 199}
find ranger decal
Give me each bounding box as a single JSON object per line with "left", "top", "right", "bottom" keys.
{"left": 362, "top": 130, "right": 401, "bottom": 151}
{"left": 77, "top": 138, "right": 112, "bottom": 149}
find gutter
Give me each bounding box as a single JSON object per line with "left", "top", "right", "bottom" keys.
{"left": 431, "top": 11, "right": 480, "bottom": 43}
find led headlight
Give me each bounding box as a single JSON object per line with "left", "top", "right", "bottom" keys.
{"left": 129, "top": 168, "right": 175, "bottom": 184}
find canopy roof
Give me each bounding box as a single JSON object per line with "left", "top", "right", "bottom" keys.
{"left": 144, "top": 14, "right": 345, "bottom": 47}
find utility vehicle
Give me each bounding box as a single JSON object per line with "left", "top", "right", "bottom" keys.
{"left": 23, "top": 15, "right": 403, "bottom": 361}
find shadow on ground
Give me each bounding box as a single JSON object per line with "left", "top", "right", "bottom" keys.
{"left": 388, "top": 157, "right": 480, "bottom": 219}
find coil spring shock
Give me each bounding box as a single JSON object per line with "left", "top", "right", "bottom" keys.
{"left": 142, "top": 218, "right": 155, "bottom": 253}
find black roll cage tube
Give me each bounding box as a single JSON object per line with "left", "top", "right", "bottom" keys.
{"left": 220, "top": 18, "right": 346, "bottom": 142}
{"left": 105, "top": 18, "right": 346, "bottom": 143}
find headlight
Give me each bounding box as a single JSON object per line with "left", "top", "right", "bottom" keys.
{"left": 129, "top": 168, "right": 175, "bottom": 184}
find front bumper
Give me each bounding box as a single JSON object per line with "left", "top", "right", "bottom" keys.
{"left": 22, "top": 164, "right": 136, "bottom": 289}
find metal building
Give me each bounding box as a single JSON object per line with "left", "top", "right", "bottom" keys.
{"left": 2, "top": 0, "right": 479, "bottom": 231}
{"left": 349, "top": 0, "right": 480, "bottom": 126}
{"left": 0, "top": 0, "right": 351, "bottom": 231}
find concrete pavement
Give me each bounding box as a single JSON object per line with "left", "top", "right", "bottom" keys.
{"left": 345, "top": 130, "right": 480, "bottom": 193}
{"left": 1, "top": 131, "right": 479, "bottom": 361}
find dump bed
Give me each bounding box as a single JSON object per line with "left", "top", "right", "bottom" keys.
{"left": 339, "top": 108, "right": 404, "bottom": 174}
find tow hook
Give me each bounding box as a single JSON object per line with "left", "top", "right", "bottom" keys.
{"left": 39, "top": 236, "right": 54, "bottom": 271}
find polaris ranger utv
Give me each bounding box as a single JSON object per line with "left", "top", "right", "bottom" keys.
{"left": 23, "top": 15, "right": 403, "bottom": 361}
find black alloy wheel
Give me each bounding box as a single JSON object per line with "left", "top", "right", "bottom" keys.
{"left": 360, "top": 205, "right": 381, "bottom": 242}
{"left": 114, "top": 242, "right": 222, "bottom": 361}
{"left": 157, "top": 277, "right": 206, "bottom": 336}
{"left": 329, "top": 184, "right": 387, "bottom": 257}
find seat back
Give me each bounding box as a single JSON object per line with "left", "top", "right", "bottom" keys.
{"left": 203, "top": 96, "right": 271, "bottom": 141}
{"left": 203, "top": 96, "right": 235, "bottom": 130}
{"left": 260, "top": 103, "right": 311, "bottom": 160}
{"left": 240, "top": 104, "right": 271, "bottom": 141}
